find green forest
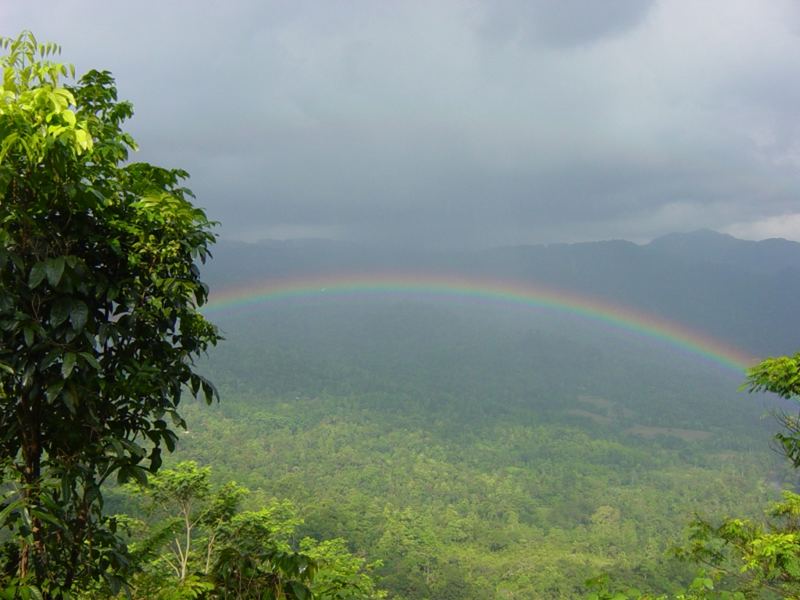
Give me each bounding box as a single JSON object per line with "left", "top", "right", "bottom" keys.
{"left": 165, "top": 302, "right": 783, "bottom": 599}
{"left": 3, "top": 29, "right": 800, "bottom": 600}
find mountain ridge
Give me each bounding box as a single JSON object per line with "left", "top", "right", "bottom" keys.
{"left": 203, "top": 231, "right": 800, "bottom": 357}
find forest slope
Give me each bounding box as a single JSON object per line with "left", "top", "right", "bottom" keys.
{"left": 175, "top": 257, "right": 789, "bottom": 598}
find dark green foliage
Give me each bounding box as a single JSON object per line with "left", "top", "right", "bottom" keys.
{"left": 0, "top": 32, "right": 219, "bottom": 595}
{"left": 210, "top": 536, "right": 315, "bottom": 599}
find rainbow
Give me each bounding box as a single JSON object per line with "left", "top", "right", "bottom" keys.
{"left": 205, "top": 272, "right": 759, "bottom": 375}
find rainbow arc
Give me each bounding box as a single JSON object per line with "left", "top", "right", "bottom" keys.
{"left": 205, "top": 272, "right": 759, "bottom": 374}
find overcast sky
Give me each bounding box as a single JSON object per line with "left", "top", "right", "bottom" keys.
{"left": 4, "top": 0, "right": 800, "bottom": 247}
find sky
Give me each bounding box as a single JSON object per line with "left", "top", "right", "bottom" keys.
{"left": 3, "top": 0, "right": 800, "bottom": 248}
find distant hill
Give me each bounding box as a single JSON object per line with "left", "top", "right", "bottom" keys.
{"left": 203, "top": 232, "right": 800, "bottom": 357}
{"left": 647, "top": 229, "right": 800, "bottom": 275}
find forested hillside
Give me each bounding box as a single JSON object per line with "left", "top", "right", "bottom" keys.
{"left": 155, "top": 237, "right": 797, "bottom": 598}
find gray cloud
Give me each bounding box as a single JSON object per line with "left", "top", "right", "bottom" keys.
{"left": 480, "top": 0, "right": 657, "bottom": 47}
{"left": 3, "top": 0, "right": 800, "bottom": 247}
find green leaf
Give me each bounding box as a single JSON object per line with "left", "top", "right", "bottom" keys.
{"left": 109, "top": 438, "right": 124, "bottom": 458}
{"left": 41, "top": 350, "right": 60, "bottom": 369}
{"left": 69, "top": 300, "right": 88, "bottom": 332}
{"left": 61, "top": 109, "right": 75, "bottom": 126}
{"left": 148, "top": 447, "right": 162, "bottom": 472}
{"left": 79, "top": 352, "right": 99, "bottom": 370}
{"left": 29, "top": 509, "right": 64, "bottom": 529}
{"left": 0, "top": 497, "right": 25, "bottom": 526}
{"left": 45, "top": 381, "right": 64, "bottom": 403}
{"left": 50, "top": 297, "right": 70, "bottom": 327}
{"left": 117, "top": 465, "right": 148, "bottom": 486}
{"left": 289, "top": 581, "right": 310, "bottom": 600}
{"left": 45, "top": 256, "right": 65, "bottom": 286}
{"left": 63, "top": 385, "right": 78, "bottom": 414}
{"left": 163, "top": 430, "right": 178, "bottom": 452}
{"left": 200, "top": 377, "right": 218, "bottom": 404}
{"left": 61, "top": 352, "right": 76, "bottom": 378}
{"left": 23, "top": 326, "right": 34, "bottom": 347}
{"left": 28, "top": 262, "right": 46, "bottom": 288}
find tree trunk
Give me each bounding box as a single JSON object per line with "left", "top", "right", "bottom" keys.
{"left": 18, "top": 394, "right": 44, "bottom": 582}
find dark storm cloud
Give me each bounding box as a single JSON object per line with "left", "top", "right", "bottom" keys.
{"left": 3, "top": 0, "right": 800, "bottom": 246}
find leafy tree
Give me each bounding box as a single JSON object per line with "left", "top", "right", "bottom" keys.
{"left": 129, "top": 461, "right": 247, "bottom": 587}
{"left": 0, "top": 32, "right": 220, "bottom": 596}
{"left": 745, "top": 354, "right": 800, "bottom": 467}
{"left": 301, "top": 538, "right": 386, "bottom": 600}
{"left": 209, "top": 508, "right": 316, "bottom": 600}
{"left": 120, "top": 462, "right": 384, "bottom": 599}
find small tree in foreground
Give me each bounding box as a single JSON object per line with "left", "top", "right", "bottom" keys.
{"left": 117, "top": 462, "right": 385, "bottom": 600}
{"left": 0, "top": 32, "right": 220, "bottom": 595}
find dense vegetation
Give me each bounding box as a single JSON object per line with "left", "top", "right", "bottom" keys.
{"left": 160, "top": 300, "right": 781, "bottom": 599}
{"left": 104, "top": 461, "right": 386, "bottom": 599}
